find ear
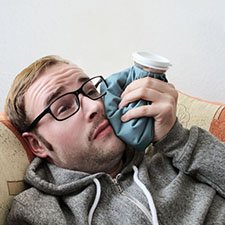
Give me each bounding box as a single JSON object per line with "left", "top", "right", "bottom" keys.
{"left": 22, "top": 132, "right": 48, "bottom": 158}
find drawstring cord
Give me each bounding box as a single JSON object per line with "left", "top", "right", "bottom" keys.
{"left": 133, "top": 165, "right": 159, "bottom": 225}
{"left": 88, "top": 178, "right": 101, "bottom": 225}
{"left": 88, "top": 168, "right": 158, "bottom": 225}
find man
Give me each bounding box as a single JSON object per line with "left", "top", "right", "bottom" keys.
{"left": 6, "top": 55, "right": 225, "bottom": 225}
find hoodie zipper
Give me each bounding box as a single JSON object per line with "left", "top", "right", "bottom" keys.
{"left": 112, "top": 174, "right": 152, "bottom": 222}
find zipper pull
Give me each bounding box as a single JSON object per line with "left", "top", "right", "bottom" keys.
{"left": 113, "top": 173, "right": 123, "bottom": 193}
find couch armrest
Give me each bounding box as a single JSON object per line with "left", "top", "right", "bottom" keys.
{"left": 0, "top": 112, "right": 33, "bottom": 224}
{"left": 177, "top": 92, "right": 225, "bottom": 142}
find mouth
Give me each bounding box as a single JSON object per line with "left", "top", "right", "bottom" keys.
{"left": 92, "top": 120, "right": 113, "bottom": 140}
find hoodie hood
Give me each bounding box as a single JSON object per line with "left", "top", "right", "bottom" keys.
{"left": 24, "top": 147, "right": 144, "bottom": 196}
{"left": 25, "top": 157, "right": 103, "bottom": 196}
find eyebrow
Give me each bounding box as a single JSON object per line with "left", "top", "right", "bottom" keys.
{"left": 45, "top": 86, "right": 66, "bottom": 107}
{"left": 44, "top": 76, "right": 90, "bottom": 107}
{"left": 78, "top": 76, "right": 89, "bottom": 83}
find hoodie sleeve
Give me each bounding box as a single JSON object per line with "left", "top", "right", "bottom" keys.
{"left": 7, "top": 200, "right": 30, "bottom": 225}
{"left": 154, "top": 120, "right": 225, "bottom": 197}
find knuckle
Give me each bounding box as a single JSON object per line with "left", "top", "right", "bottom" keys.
{"left": 163, "top": 102, "right": 175, "bottom": 114}
{"left": 143, "top": 77, "right": 154, "bottom": 87}
{"left": 167, "top": 91, "right": 178, "bottom": 105}
{"left": 141, "top": 106, "right": 150, "bottom": 116}
{"left": 168, "top": 82, "right": 176, "bottom": 89}
{"left": 139, "top": 88, "right": 147, "bottom": 97}
{"left": 172, "top": 89, "right": 179, "bottom": 101}
{"left": 160, "top": 95, "right": 176, "bottom": 113}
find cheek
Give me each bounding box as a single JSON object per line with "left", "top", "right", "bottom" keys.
{"left": 44, "top": 118, "right": 86, "bottom": 145}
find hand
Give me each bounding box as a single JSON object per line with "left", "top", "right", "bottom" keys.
{"left": 119, "top": 77, "right": 178, "bottom": 142}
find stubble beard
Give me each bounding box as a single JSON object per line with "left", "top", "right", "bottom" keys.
{"left": 82, "top": 131, "right": 125, "bottom": 174}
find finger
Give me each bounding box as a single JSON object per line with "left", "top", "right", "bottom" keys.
{"left": 121, "top": 96, "right": 177, "bottom": 122}
{"left": 121, "top": 77, "right": 175, "bottom": 98}
{"left": 121, "top": 105, "right": 158, "bottom": 122}
{"left": 119, "top": 87, "right": 177, "bottom": 110}
{"left": 119, "top": 88, "right": 163, "bottom": 108}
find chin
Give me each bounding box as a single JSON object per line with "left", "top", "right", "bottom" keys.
{"left": 112, "top": 138, "right": 126, "bottom": 152}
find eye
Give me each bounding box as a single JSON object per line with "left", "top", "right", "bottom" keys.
{"left": 51, "top": 94, "right": 77, "bottom": 118}
{"left": 58, "top": 104, "right": 71, "bottom": 114}
{"left": 55, "top": 103, "right": 73, "bottom": 117}
{"left": 84, "top": 82, "right": 99, "bottom": 97}
{"left": 87, "top": 87, "right": 99, "bottom": 96}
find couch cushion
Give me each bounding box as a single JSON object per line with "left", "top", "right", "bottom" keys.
{"left": 0, "top": 112, "right": 33, "bottom": 224}
{"left": 177, "top": 92, "right": 225, "bottom": 142}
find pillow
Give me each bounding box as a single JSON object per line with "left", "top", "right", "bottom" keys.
{"left": 0, "top": 112, "right": 33, "bottom": 224}
{"left": 177, "top": 92, "right": 225, "bottom": 142}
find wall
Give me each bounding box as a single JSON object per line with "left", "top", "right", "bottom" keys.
{"left": 1, "top": 0, "right": 225, "bottom": 111}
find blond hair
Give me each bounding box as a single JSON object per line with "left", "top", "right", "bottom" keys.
{"left": 5, "top": 55, "right": 70, "bottom": 133}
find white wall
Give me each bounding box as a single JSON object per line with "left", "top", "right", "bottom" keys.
{"left": 1, "top": 0, "right": 225, "bottom": 111}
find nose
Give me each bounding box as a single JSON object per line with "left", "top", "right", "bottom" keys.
{"left": 80, "top": 95, "right": 104, "bottom": 122}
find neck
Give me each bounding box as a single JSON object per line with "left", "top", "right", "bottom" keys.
{"left": 108, "top": 159, "right": 124, "bottom": 178}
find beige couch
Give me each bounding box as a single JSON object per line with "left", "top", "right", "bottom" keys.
{"left": 0, "top": 92, "right": 225, "bottom": 224}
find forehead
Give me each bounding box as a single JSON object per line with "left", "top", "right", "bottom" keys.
{"left": 39, "top": 63, "right": 88, "bottom": 83}
{"left": 25, "top": 63, "right": 89, "bottom": 117}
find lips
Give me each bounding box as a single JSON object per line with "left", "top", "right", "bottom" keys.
{"left": 92, "top": 120, "right": 112, "bottom": 140}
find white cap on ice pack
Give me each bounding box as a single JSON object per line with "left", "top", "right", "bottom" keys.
{"left": 132, "top": 51, "right": 172, "bottom": 71}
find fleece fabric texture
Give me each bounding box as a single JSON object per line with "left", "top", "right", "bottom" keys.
{"left": 101, "top": 65, "right": 167, "bottom": 151}
{"left": 7, "top": 121, "right": 225, "bottom": 225}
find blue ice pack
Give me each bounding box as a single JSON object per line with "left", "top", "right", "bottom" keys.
{"left": 101, "top": 65, "right": 167, "bottom": 151}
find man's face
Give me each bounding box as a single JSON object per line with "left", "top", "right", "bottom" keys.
{"left": 24, "top": 63, "right": 125, "bottom": 174}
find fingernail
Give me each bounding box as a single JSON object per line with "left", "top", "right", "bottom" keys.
{"left": 118, "top": 101, "right": 124, "bottom": 109}
{"left": 121, "top": 115, "right": 127, "bottom": 122}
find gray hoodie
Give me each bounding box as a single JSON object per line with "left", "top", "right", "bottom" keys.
{"left": 7, "top": 122, "right": 225, "bottom": 225}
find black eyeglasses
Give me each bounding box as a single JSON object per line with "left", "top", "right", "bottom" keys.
{"left": 25, "top": 76, "right": 108, "bottom": 132}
